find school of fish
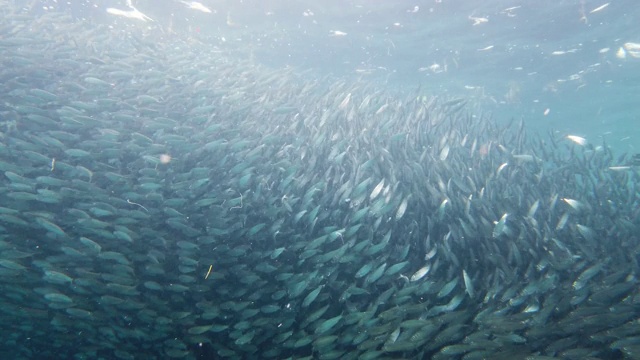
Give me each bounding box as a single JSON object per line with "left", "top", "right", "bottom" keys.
{"left": 0, "top": 4, "right": 639, "bottom": 360}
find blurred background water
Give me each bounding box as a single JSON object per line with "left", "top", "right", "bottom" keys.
{"left": 29, "top": 0, "right": 640, "bottom": 155}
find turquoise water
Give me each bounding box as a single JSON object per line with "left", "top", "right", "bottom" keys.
{"left": 89, "top": 0, "right": 639, "bottom": 154}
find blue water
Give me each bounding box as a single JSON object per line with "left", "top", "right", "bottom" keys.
{"left": 41, "top": 0, "right": 634, "bottom": 155}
